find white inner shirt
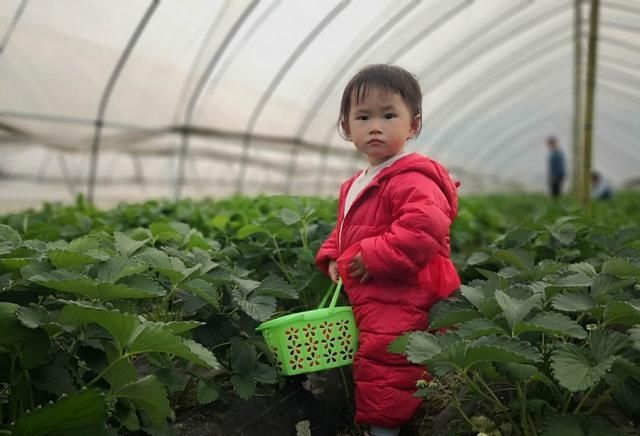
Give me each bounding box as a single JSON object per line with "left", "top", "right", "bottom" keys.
{"left": 343, "top": 152, "right": 410, "bottom": 217}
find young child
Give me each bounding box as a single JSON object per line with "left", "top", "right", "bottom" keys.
{"left": 315, "top": 64, "right": 461, "bottom": 436}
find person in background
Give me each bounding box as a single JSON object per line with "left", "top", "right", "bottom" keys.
{"left": 315, "top": 64, "right": 460, "bottom": 436}
{"left": 591, "top": 170, "right": 613, "bottom": 200}
{"left": 546, "top": 136, "right": 566, "bottom": 198}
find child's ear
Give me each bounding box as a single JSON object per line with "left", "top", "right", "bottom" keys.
{"left": 341, "top": 120, "right": 351, "bottom": 139}
{"left": 409, "top": 114, "right": 421, "bottom": 139}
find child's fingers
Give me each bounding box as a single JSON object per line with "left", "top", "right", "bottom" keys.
{"left": 359, "top": 272, "right": 370, "bottom": 283}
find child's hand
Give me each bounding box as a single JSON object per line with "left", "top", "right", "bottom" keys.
{"left": 348, "top": 252, "right": 370, "bottom": 283}
{"left": 328, "top": 260, "right": 340, "bottom": 283}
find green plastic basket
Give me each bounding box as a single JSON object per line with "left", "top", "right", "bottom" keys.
{"left": 256, "top": 280, "right": 358, "bottom": 376}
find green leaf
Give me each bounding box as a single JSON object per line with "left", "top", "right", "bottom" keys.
{"left": 625, "top": 326, "right": 640, "bottom": 353}
{"left": 590, "top": 329, "right": 630, "bottom": 363}
{"left": 429, "top": 300, "right": 481, "bottom": 329}
{"left": 554, "top": 273, "right": 593, "bottom": 288}
{"left": 514, "top": 312, "right": 587, "bottom": 339}
{"left": 404, "top": 331, "right": 444, "bottom": 364}
{"left": 603, "top": 301, "right": 640, "bottom": 326}
{"left": 541, "top": 415, "right": 584, "bottom": 436}
{"left": 67, "top": 234, "right": 101, "bottom": 252}
{"left": 0, "top": 303, "right": 50, "bottom": 369}
{"left": 458, "top": 318, "right": 507, "bottom": 339}
{"left": 231, "top": 374, "right": 256, "bottom": 400}
{"left": 547, "top": 221, "right": 577, "bottom": 245}
{"left": 60, "top": 301, "right": 138, "bottom": 348}
{"left": 388, "top": 332, "right": 411, "bottom": 354}
{"left": 588, "top": 419, "right": 623, "bottom": 436}
{"left": 114, "top": 375, "right": 173, "bottom": 429}
{"left": 551, "top": 292, "right": 596, "bottom": 312}
{"left": 209, "top": 215, "right": 229, "bottom": 231}
{"left": 96, "top": 256, "right": 148, "bottom": 283}
{"left": 135, "top": 247, "right": 172, "bottom": 270}
{"left": 11, "top": 389, "right": 108, "bottom": 436}
{"left": 602, "top": 258, "right": 640, "bottom": 279}
{"left": 32, "top": 270, "right": 159, "bottom": 301}
{"left": 150, "top": 222, "right": 183, "bottom": 242}
{"left": 15, "top": 304, "right": 54, "bottom": 329}
{"left": 117, "top": 275, "right": 165, "bottom": 297}
{"left": 591, "top": 274, "right": 635, "bottom": 303}
{"left": 502, "top": 228, "right": 537, "bottom": 248}
{"left": 551, "top": 343, "right": 615, "bottom": 392}
{"left": 96, "top": 281, "right": 164, "bottom": 300}
{"left": 464, "top": 335, "right": 542, "bottom": 368}
{"left": 47, "top": 249, "right": 96, "bottom": 268}
{"left": 183, "top": 279, "right": 220, "bottom": 309}
{"left": 459, "top": 285, "right": 488, "bottom": 310}
{"left": 279, "top": 208, "right": 301, "bottom": 225}
{"left": 253, "top": 276, "right": 298, "bottom": 299}
{"left": 197, "top": 380, "right": 220, "bottom": 404}
{"left": 163, "top": 320, "right": 204, "bottom": 335}
{"left": 0, "top": 224, "right": 21, "bottom": 248}
{"left": 103, "top": 341, "right": 137, "bottom": 389}
{"left": 127, "top": 323, "right": 221, "bottom": 368}
{"left": 495, "top": 290, "right": 541, "bottom": 329}
{"left": 30, "top": 358, "right": 78, "bottom": 396}
{"left": 254, "top": 362, "right": 278, "bottom": 384}
{"left": 30, "top": 270, "right": 98, "bottom": 298}
{"left": 496, "top": 362, "right": 539, "bottom": 381}
{"left": 493, "top": 248, "right": 535, "bottom": 271}
{"left": 230, "top": 339, "right": 257, "bottom": 374}
{"left": 114, "top": 232, "right": 149, "bottom": 257}
{"left": 231, "top": 285, "right": 276, "bottom": 322}
{"left": 236, "top": 224, "right": 268, "bottom": 239}
{"left": 466, "top": 251, "right": 490, "bottom": 265}
{"left": 568, "top": 262, "right": 597, "bottom": 277}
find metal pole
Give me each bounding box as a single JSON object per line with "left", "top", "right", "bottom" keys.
{"left": 572, "top": 0, "right": 583, "bottom": 198}
{"left": 87, "top": 0, "right": 159, "bottom": 203}
{"left": 581, "top": 0, "right": 600, "bottom": 208}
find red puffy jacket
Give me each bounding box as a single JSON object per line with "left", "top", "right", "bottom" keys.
{"left": 316, "top": 153, "right": 460, "bottom": 428}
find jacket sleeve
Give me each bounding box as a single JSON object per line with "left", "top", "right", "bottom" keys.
{"left": 316, "top": 226, "right": 339, "bottom": 276}
{"left": 359, "top": 173, "right": 452, "bottom": 278}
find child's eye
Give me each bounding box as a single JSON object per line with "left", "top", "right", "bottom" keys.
{"left": 384, "top": 113, "right": 397, "bottom": 119}
{"left": 356, "top": 115, "right": 369, "bottom": 121}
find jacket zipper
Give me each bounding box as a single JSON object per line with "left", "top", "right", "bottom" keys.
{"left": 338, "top": 176, "right": 380, "bottom": 252}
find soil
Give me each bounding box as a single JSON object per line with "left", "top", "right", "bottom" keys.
{"left": 168, "top": 368, "right": 453, "bottom": 436}
{"left": 171, "top": 370, "right": 357, "bottom": 436}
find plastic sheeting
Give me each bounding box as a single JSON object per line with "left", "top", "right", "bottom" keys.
{"left": 0, "top": 0, "right": 638, "bottom": 211}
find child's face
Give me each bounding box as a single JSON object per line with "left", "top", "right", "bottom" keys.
{"left": 343, "top": 87, "right": 420, "bottom": 166}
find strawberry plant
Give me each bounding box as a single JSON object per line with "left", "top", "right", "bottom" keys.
{"left": 393, "top": 210, "right": 640, "bottom": 436}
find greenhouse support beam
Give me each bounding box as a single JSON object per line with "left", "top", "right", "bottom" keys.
{"left": 0, "top": 0, "right": 27, "bottom": 55}
{"left": 306, "top": 0, "right": 471, "bottom": 196}
{"left": 425, "top": 1, "right": 572, "bottom": 156}
{"left": 497, "top": 99, "right": 638, "bottom": 180}
{"left": 419, "top": 0, "right": 541, "bottom": 92}
{"left": 236, "top": 0, "right": 350, "bottom": 194}
{"left": 580, "top": 0, "right": 600, "bottom": 209}
{"left": 189, "top": 1, "right": 283, "bottom": 116}
{"left": 175, "top": 0, "right": 259, "bottom": 200}
{"left": 288, "top": 0, "right": 421, "bottom": 194}
{"left": 172, "top": 0, "right": 231, "bottom": 125}
{"left": 87, "top": 0, "right": 159, "bottom": 203}
{"left": 572, "top": 0, "right": 584, "bottom": 198}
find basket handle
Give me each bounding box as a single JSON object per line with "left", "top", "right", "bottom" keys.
{"left": 317, "top": 279, "right": 343, "bottom": 310}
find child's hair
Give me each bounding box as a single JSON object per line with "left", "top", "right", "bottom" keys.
{"left": 338, "top": 64, "right": 423, "bottom": 139}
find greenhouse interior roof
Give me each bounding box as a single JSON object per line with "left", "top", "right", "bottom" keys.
{"left": 0, "top": 0, "right": 639, "bottom": 211}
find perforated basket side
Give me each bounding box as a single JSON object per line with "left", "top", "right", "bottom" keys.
{"left": 259, "top": 309, "right": 358, "bottom": 376}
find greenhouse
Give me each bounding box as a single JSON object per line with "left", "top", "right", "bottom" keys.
{"left": 1, "top": 0, "right": 639, "bottom": 435}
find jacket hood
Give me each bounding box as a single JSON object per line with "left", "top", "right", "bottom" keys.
{"left": 374, "top": 153, "right": 459, "bottom": 219}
